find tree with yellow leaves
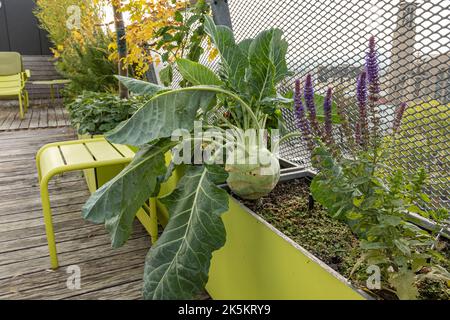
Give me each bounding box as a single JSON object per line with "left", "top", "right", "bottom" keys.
{"left": 108, "top": 0, "right": 212, "bottom": 84}
{"left": 35, "top": 0, "right": 118, "bottom": 96}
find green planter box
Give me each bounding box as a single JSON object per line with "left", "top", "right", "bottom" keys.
{"left": 156, "top": 167, "right": 369, "bottom": 300}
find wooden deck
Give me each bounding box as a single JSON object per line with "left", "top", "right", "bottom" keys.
{"left": 0, "top": 106, "right": 70, "bottom": 131}
{"left": 0, "top": 127, "right": 151, "bottom": 300}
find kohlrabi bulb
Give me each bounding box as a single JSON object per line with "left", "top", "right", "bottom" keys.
{"left": 225, "top": 146, "right": 280, "bottom": 200}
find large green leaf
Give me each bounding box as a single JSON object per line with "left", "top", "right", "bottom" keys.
{"left": 106, "top": 87, "right": 217, "bottom": 146}
{"left": 143, "top": 165, "right": 229, "bottom": 300}
{"left": 159, "top": 64, "right": 173, "bottom": 87}
{"left": 82, "top": 140, "right": 176, "bottom": 248}
{"left": 204, "top": 16, "right": 248, "bottom": 90}
{"left": 177, "top": 59, "right": 223, "bottom": 86}
{"left": 247, "top": 28, "right": 290, "bottom": 102}
{"left": 237, "top": 38, "right": 253, "bottom": 55}
{"left": 115, "top": 75, "right": 167, "bottom": 96}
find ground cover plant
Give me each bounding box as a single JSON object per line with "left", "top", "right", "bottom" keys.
{"left": 66, "top": 91, "right": 146, "bottom": 135}
{"left": 242, "top": 178, "right": 450, "bottom": 300}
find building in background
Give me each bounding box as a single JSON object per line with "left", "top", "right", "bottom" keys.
{"left": 385, "top": 0, "right": 449, "bottom": 104}
{"left": 0, "top": 0, "right": 52, "bottom": 55}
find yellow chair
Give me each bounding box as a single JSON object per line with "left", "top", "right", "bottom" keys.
{"left": 0, "top": 52, "right": 30, "bottom": 119}
{"left": 36, "top": 137, "right": 158, "bottom": 269}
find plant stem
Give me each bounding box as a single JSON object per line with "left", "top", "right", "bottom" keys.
{"left": 158, "top": 85, "right": 260, "bottom": 129}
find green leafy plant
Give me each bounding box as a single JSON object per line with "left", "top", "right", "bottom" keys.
{"left": 155, "top": 0, "right": 213, "bottom": 86}
{"left": 393, "top": 100, "right": 450, "bottom": 208}
{"left": 82, "top": 16, "right": 297, "bottom": 299}
{"left": 295, "top": 37, "right": 450, "bottom": 299}
{"left": 311, "top": 143, "right": 450, "bottom": 299}
{"left": 58, "top": 33, "right": 119, "bottom": 98}
{"left": 66, "top": 91, "right": 145, "bottom": 135}
{"left": 35, "top": 0, "right": 119, "bottom": 98}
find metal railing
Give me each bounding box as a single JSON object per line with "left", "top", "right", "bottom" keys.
{"left": 225, "top": 0, "right": 449, "bottom": 210}
{"left": 171, "top": 0, "right": 449, "bottom": 210}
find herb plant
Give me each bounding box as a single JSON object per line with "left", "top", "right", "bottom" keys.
{"left": 82, "top": 16, "right": 294, "bottom": 299}
{"left": 66, "top": 91, "right": 145, "bottom": 135}
{"left": 294, "top": 36, "right": 450, "bottom": 299}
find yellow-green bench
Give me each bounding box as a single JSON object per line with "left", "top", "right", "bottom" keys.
{"left": 0, "top": 52, "right": 30, "bottom": 119}
{"left": 31, "top": 79, "right": 71, "bottom": 105}
{"left": 36, "top": 137, "right": 158, "bottom": 269}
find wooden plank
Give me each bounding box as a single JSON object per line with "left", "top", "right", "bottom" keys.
{"left": 0, "top": 199, "right": 85, "bottom": 225}
{"left": 0, "top": 249, "right": 148, "bottom": 299}
{"left": 68, "top": 279, "right": 143, "bottom": 300}
{"left": 0, "top": 171, "right": 78, "bottom": 188}
{"left": 18, "top": 109, "right": 33, "bottom": 129}
{"left": 0, "top": 126, "right": 74, "bottom": 139}
{"left": 0, "top": 179, "right": 88, "bottom": 203}
{"left": 47, "top": 107, "right": 57, "bottom": 127}
{"left": 0, "top": 110, "right": 17, "bottom": 131}
{"left": 0, "top": 211, "right": 97, "bottom": 243}
{"left": 38, "top": 107, "right": 48, "bottom": 128}
{"left": 7, "top": 113, "right": 21, "bottom": 131}
{"left": 0, "top": 225, "right": 148, "bottom": 266}
{"left": 55, "top": 108, "right": 67, "bottom": 127}
{"left": 0, "top": 190, "right": 90, "bottom": 217}
{"left": 22, "top": 56, "right": 53, "bottom": 62}
{"left": 0, "top": 236, "right": 150, "bottom": 280}
{"left": 28, "top": 108, "right": 41, "bottom": 129}
{"left": 0, "top": 224, "right": 105, "bottom": 254}
{"left": 0, "top": 108, "right": 15, "bottom": 127}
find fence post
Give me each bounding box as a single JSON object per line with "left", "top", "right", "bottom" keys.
{"left": 210, "top": 0, "right": 233, "bottom": 29}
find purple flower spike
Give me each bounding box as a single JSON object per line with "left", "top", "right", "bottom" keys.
{"left": 294, "top": 79, "right": 313, "bottom": 151}
{"left": 366, "top": 36, "right": 380, "bottom": 95}
{"left": 357, "top": 71, "right": 369, "bottom": 147}
{"left": 323, "top": 87, "right": 334, "bottom": 145}
{"left": 366, "top": 36, "right": 381, "bottom": 139}
{"left": 357, "top": 71, "right": 368, "bottom": 109}
{"left": 393, "top": 102, "right": 407, "bottom": 134}
{"left": 304, "top": 74, "right": 321, "bottom": 136}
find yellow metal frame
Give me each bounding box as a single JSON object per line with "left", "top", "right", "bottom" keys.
{"left": 36, "top": 138, "right": 158, "bottom": 269}
{"left": 0, "top": 71, "right": 30, "bottom": 119}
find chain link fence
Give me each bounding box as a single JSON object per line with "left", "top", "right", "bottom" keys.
{"left": 223, "top": 0, "right": 449, "bottom": 210}
{"left": 170, "top": 0, "right": 449, "bottom": 210}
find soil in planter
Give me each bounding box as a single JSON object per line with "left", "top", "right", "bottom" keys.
{"left": 239, "top": 178, "right": 450, "bottom": 300}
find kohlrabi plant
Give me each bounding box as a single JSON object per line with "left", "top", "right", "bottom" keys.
{"left": 294, "top": 36, "right": 450, "bottom": 300}
{"left": 82, "top": 16, "right": 297, "bottom": 299}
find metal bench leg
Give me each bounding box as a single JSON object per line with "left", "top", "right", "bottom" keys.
{"left": 24, "top": 90, "right": 29, "bottom": 112}
{"left": 149, "top": 198, "right": 158, "bottom": 243}
{"left": 40, "top": 179, "right": 59, "bottom": 269}
{"left": 137, "top": 198, "right": 159, "bottom": 244}
{"left": 18, "top": 94, "right": 24, "bottom": 120}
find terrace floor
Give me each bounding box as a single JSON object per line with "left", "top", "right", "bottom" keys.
{"left": 0, "top": 122, "right": 151, "bottom": 299}
{"left": 0, "top": 105, "right": 70, "bottom": 131}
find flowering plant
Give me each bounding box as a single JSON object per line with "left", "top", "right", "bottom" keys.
{"left": 294, "top": 37, "right": 450, "bottom": 299}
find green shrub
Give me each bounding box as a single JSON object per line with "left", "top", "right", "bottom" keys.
{"left": 67, "top": 91, "right": 144, "bottom": 135}
{"left": 58, "top": 33, "right": 119, "bottom": 99}
{"left": 393, "top": 100, "right": 450, "bottom": 207}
